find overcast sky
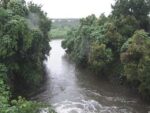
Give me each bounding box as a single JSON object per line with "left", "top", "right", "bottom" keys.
{"left": 25, "top": 0, "right": 115, "bottom": 18}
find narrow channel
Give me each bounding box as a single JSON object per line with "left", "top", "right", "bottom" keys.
{"left": 32, "top": 39, "right": 150, "bottom": 113}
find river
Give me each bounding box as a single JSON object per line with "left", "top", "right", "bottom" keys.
{"left": 31, "top": 39, "right": 150, "bottom": 113}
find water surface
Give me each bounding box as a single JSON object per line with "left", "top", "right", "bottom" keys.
{"left": 32, "top": 39, "right": 150, "bottom": 113}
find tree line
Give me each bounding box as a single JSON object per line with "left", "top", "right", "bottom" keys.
{"left": 0, "top": 0, "right": 55, "bottom": 112}
{"left": 50, "top": 19, "right": 79, "bottom": 39}
{"left": 62, "top": 0, "right": 150, "bottom": 100}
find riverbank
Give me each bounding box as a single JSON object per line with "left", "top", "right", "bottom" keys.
{"left": 30, "top": 40, "right": 150, "bottom": 113}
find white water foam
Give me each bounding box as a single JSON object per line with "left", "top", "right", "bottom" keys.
{"left": 51, "top": 99, "right": 132, "bottom": 113}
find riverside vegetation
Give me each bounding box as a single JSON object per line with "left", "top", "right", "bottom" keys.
{"left": 62, "top": 0, "right": 150, "bottom": 100}
{"left": 49, "top": 19, "right": 79, "bottom": 39}
{"left": 0, "top": 0, "right": 55, "bottom": 112}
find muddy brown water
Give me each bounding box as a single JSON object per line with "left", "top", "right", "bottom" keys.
{"left": 31, "top": 39, "right": 150, "bottom": 113}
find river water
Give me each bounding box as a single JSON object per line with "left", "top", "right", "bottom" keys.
{"left": 31, "top": 39, "right": 150, "bottom": 113}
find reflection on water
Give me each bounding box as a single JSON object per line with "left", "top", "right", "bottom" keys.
{"left": 31, "top": 39, "right": 150, "bottom": 113}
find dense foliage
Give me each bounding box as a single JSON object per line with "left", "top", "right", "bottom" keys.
{"left": 50, "top": 19, "right": 79, "bottom": 39}
{"left": 0, "top": 0, "right": 55, "bottom": 112}
{"left": 62, "top": 0, "right": 150, "bottom": 99}
{"left": 50, "top": 26, "right": 70, "bottom": 39}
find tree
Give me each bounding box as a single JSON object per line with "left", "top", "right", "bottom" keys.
{"left": 62, "top": 0, "right": 150, "bottom": 100}
{"left": 0, "top": 0, "right": 10, "bottom": 9}
{"left": 7, "top": 0, "right": 28, "bottom": 16}
{"left": 112, "top": 0, "right": 150, "bottom": 31}
{"left": 89, "top": 43, "right": 113, "bottom": 73}
{"left": 121, "top": 30, "right": 150, "bottom": 98}
{"left": 0, "top": 0, "right": 54, "bottom": 112}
